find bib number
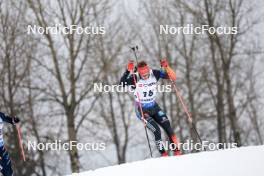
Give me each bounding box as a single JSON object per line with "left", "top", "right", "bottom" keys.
{"left": 143, "top": 90, "right": 154, "bottom": 97}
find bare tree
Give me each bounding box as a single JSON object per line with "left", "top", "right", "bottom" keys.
{"left": 0, "top": 0, "right": 40, "bottom": 175}
{"left": 26, "top": 0, "right": 110, "bottom": 172}
{"left": 92, "top": 15, "right": 135, "bottom": 163}
{"left": 170, "top": 0, "right": 263, "bottom": 146}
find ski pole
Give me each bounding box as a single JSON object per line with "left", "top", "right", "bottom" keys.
{"left": 16, "top": 124, "right": 26, "bottom": 161}
{"left": 130, "top": 46, "right": 153, "bottom": 157}
{"left": 165, "top": 67, "right": 204, "bottom": 148}
{"left": 131, "top": 71, "right": 153, "bottom": 157}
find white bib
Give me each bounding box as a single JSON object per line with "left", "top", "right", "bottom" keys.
{"left": 134, "top": 70, "right": 158, "bottom": 104}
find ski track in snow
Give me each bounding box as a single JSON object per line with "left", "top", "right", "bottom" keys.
{"left": 70, "top": 145, "right": 264, "bottom": 176}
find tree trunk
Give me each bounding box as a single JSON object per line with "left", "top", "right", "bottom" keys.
{"left": 224, "top": 70, "right": 241, "bottom": 146}
{"left": 66, "top": 109, "right": 80, "bottom": 172}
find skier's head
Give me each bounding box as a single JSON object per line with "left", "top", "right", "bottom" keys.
{"left": 137, "top": 61, "right": 150, "bottom": 80}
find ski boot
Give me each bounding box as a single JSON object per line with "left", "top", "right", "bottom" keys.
{"left": 161, "top": 151, "right": 169, "bottom": 157}
{"left": 171, "top": 134, "right": 182, "bottom": 156}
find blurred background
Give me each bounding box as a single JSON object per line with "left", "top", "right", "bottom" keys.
{"left": 0, "top": 0, "right": 264, "bottom": 175}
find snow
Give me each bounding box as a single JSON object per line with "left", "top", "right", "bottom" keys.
{"left": 71, "top": 145, "right": 264, "bottom": 176}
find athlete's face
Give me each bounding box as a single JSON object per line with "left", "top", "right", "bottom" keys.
{"left": 141, "top": 72, "right": 150, "bottom": 80}
{"left": 138, "top": 65, "right": 150, "bottom": 80}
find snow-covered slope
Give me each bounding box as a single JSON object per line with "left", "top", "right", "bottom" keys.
{"left": 72, "top": 145, "right": 264, "bottom": 176}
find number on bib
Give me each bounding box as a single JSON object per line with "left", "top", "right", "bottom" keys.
{"left": 143, "top": 90, "right": 154, "bottom": 97}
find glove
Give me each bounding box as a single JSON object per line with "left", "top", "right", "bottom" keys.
{"left": 160, "top": 59, "right": 169, "bottom": 68}
{"left": 12, "top": 117, "right": 20, "bottom": 124}
{"left": 127, "top": 60, "right": 134, "bottom": 72}
{"left": 166, "top": 67, "right": 177, "bottom": 81}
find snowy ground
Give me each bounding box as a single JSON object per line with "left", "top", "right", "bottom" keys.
{"left": 70, "top": 145, "right": 264, "bottom": 176}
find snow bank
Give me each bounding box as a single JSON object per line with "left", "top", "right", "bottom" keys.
{"left": 72, "top": 145, "right": 264, "bottom": 176}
